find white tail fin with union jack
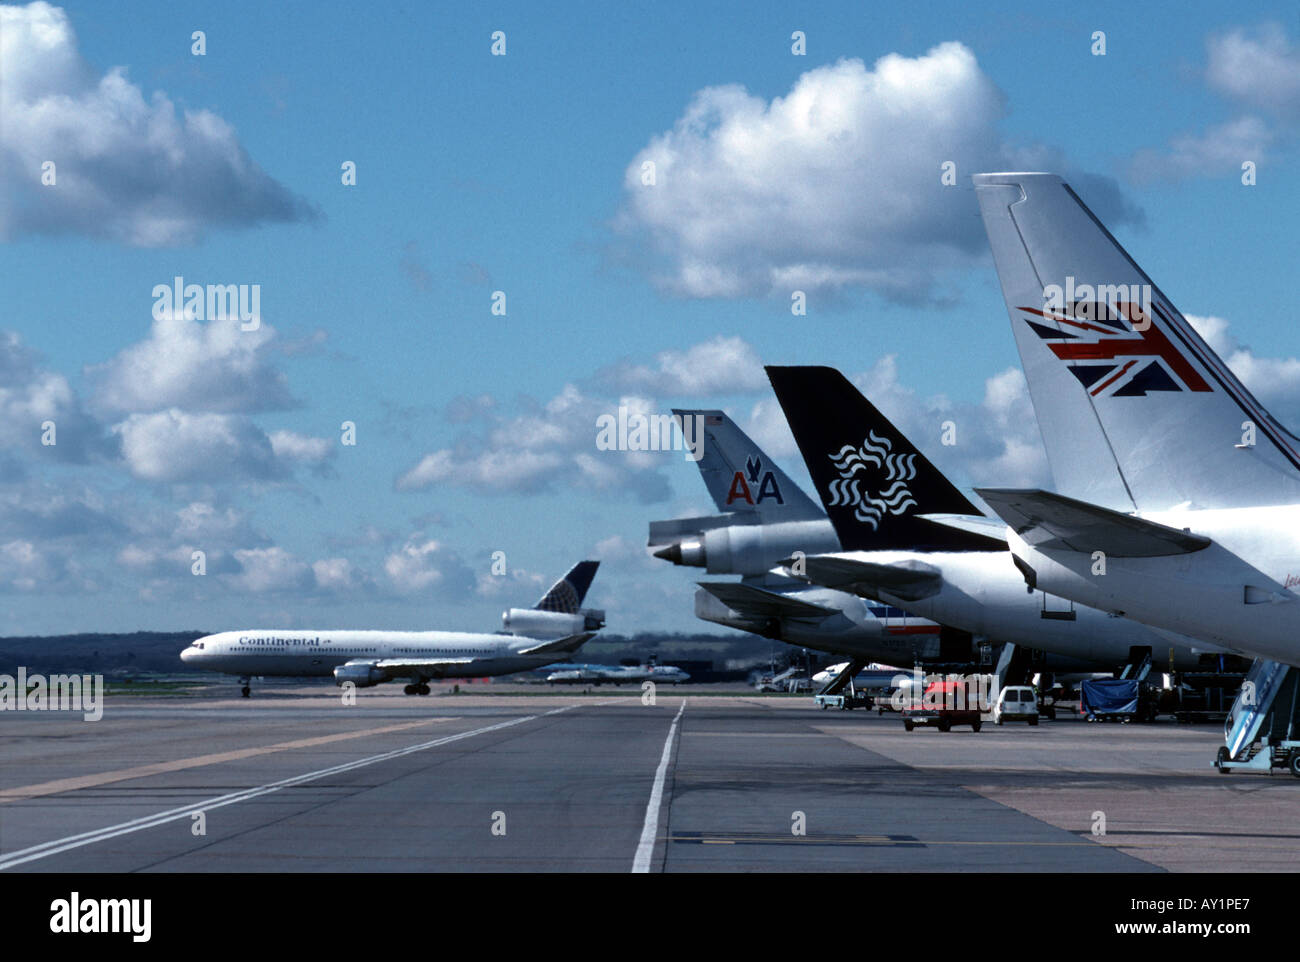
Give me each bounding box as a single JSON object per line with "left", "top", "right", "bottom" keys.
{"left": 974, "top": 172, "right": 1300, "bottom": 513}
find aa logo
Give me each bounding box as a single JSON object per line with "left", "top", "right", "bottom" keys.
{"left": 726, "top": 456, "right": 784, "bottom": 506}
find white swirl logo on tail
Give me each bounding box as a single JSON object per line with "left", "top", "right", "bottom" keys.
{"left": 826, "top": 430, "right": 917, "bottom": 530}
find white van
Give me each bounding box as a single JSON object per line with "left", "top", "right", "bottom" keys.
{"left": 993, "top": 686, "right": 1040, "bottom": 725}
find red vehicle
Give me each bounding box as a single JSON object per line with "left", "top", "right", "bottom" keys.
{"left": 901, "top": 680, "right": 983, "bottom": 732}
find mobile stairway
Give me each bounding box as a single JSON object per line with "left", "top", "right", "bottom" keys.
{"left": 1215, "top": 659, "right": 1300, "bottom": 777}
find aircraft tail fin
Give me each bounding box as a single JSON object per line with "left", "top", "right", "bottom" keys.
{"left": 534, "top": 561, "right": 600, "bottom": 613}
{"left": 673, "top": 409, "right": 824, "bottom": 523}
{"left": 765, "top": 366, "right": 1001, "bottom": 552}
{"left": 973, "top": 171, "right": 1300, "bottom": 511}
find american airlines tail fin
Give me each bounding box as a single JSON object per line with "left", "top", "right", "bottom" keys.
{"left": 765, "top": 366, "right": 1001, "bottom": 552}
{"left": 672, "top": 409, "right": 824, "bottom": 523}
{"left": 973, "top": 172, "right": 1300, "bottom": 512}
{"left": 534, "top": 561, "right": 600, "bottom": 613}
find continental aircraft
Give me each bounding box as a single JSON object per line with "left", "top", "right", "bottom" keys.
{"left": 764, "top": 365, "right": 1219, "bottom": 674}
{"left": 648, "top": 410, "right": 949, "bottom": 668}
{"left": 970, "top": 172, "right": 1300, "bottom": 668}
{"left": 180, "top": 561, "right": 604, "bottom": 696}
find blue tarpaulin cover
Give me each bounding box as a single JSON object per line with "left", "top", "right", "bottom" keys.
{"left": 1080, "top": 678, "right": 1139, "bottom": 715}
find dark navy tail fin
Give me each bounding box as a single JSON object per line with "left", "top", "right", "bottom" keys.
{"left": 535, "top": 561, "right": 600, "bottom": 613}
{"left": 765, "top": 366, "right": 999, "bottom": 552}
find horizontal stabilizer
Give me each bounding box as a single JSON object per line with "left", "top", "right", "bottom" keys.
{"left": 918, "top": 513, "right": 1008, "bottom": 543}
{"left": 974, "top": 488, "right": 1211, "bottom": 557}
{"left": 516, "top": 632, "right": 597, "bottom": 657}
{"left": 697, "top": 581, "right": 838, "bottom": 619}
{"left": 797, "top": 555, "right": 943, "bottom": 602}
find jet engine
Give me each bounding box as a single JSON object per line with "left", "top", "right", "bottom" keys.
{"left": 501, "top": 607, "right": 606, "bottom": 637}
{"left": 333, "top": 661, "right": 386, "bottom": 688}
{"left": 653, "top": 519, "right": 838, "bottom": 576}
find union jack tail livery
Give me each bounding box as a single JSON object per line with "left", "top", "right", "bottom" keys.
{"left": 974, "top": 172, "right": 1300, "bottom": 513}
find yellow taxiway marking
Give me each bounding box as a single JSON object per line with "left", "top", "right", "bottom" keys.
{"left": 0, "top": 718, "right": 452, "bottom": 803}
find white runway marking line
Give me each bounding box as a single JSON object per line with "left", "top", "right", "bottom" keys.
{"left": 0, "top": 710, "right": 561, "bottom": 871}
{"left": 632, "top": 699, "right": 686, "bottom": 873}
{"left": 0, "top": 718, "right": 454, "bottom": 804}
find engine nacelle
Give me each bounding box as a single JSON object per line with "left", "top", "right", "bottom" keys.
{"left": 333, "top": 662, "right": 386, "bottom": 688}
{"left": 502, "top": 608, "right": 585, "bottom": 638}
{"left": 657, "top": 520, "right": 840, "bottom": 576}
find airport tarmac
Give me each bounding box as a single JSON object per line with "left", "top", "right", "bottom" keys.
{"left": 0, "top": 685, "right": 1296, "bottom": 872}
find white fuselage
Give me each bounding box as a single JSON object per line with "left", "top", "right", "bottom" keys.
{"left": 807, "top": 550, "right": 1220, "bottom": 672}
{"left": 180, "top": 629, "right": 563, "bottom": 680}
{"left": 1003, "top": 503, "right": 1300, "bottom": 665}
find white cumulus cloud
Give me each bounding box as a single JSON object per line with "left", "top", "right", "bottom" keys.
{"left": 113, "top": 409, "right": 283, "bottom": 483}
{"left": 596, "top": 335, "right": 766, "bottom": 396}
{"left": 617, "top": 45, "right": 1137, "bottom": 301}
{"left": 0, "top": 1, "right": 316, "bottom": 245}
{"left": 88, "top": 315, "right": 294, "bottom": 415}
{"left": 1207, "top": 23, "right": 1300, "bottom": 121}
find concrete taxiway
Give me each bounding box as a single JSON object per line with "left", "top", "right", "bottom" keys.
{"left": 0, "top": 686, "right": 1295, "bottom": 872}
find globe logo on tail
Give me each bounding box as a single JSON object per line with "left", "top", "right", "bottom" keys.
{"left": 826, "top": 430, "right": 917, "bottom": 530}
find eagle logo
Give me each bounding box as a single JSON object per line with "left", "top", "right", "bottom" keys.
{"left": 826, "top": 430, "right": 917, "bottom": 530}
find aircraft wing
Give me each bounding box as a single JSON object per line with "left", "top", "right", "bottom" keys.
{"left": 975, "top": 488, "right": 1211, "bottom": 557}
{"left": 516, "top": 632, "right": 597, "bottom": 657}
{"left": 798, "top": 555, "right": 943, "bottom": 602}
{"left": 370, "top": 657, "right": 478, "bottom": 677}
{"left": 697, "top": 581, "right": 839, "bottom": 619}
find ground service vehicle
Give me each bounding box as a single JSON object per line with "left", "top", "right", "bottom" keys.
{"left": 993, "top": 686, "right": 1039, "bottom": 725}
{"left": 902, "top": 680, "right": 982, "bottom": 732}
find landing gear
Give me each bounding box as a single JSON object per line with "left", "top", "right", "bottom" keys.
{"left": 1216, "top": 746, "right": 1233, "bottom": 774}
{"left": 403, "top": 683, "right": 432, "bottom": 696}
{"left": 239, "top": 676, "right": 251, "bottom": 698}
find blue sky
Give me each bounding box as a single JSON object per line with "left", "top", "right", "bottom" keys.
{"left": 2, "top": 0, "right": 1298, "bottom": 636}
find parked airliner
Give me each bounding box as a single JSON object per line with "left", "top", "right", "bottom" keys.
{"left": 971, "top": 171, "right": 1300, "bottom": 666}
{"left": 765, "top": 365, "right": 1222, "bottom": 674}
